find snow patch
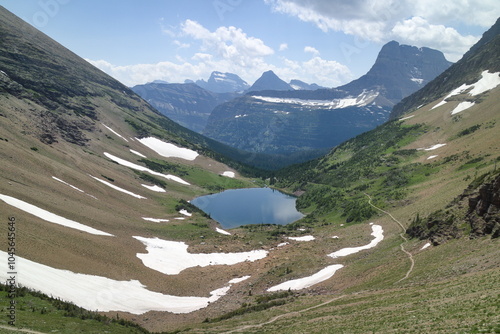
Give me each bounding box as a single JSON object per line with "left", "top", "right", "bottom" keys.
{"left": 328, "top": 224, "right": 384, "bottom": 258}
{"left": 104, "top": 152, "right": 190, "bottom": 185}
{"left": 399, "top": 115, "right": 415, "bottom": 121}
{"left": 228, "top": 276, "right": 250, "bottom": 284}
{"left": 268, "top": 224, "right": 384, "bottom": 292}
{"left": 277, "top": 242, "right": 289, "bottom": 247}
{"left": 0, "top": 251, "right": 231, "bottom": 314}
{"left": 0, "top": 193, "right": 113, "bottom": 236}
{"left": 267, "top": 265, "right": 344, "bottom": 292}
{"left": 252, "top": 90, "right": 379, "bottom": 109}
{"left": 179, "top": 209, "right": 192, "bottom": 217}
{"left": 141, "top": 184, "right": 166, "bottom": 192}
{"left": 133, "top": 236, "right": 268, "bottom": 275}
{"left": 52, "top": 176, "right": 98, "bottom": 200}
{"left": 451, "top": 101, "right": 475, "bottom": 115}
{"left": 469, "top": 70, "right": 500, "bottom": 95}
{"left": 137, "top": 137, "right": 198, "bottom": 161}
{"left": 90, "top": 175, "right": 147, "bottom": 199}
{"left": 142, "top": 217, "right": 170, "bottom": 223}
{"left": 420, "top": 242, "right": 431, "bottom": 250}
{"left": 130, "top": 149, "right": 147, "bottom": 158}
{"left": 221, "top": 171, "right": 235, "bottom": 178}
{"left": 427, "top": 155, "right": 438, "bottom": 160}
{"left": 102, "top": 124, "right": 129, "bottom": 142}
{"left": 431, "top": 71, "right": 500, "bottom": 110}
{"left": 418, "top": 143, "right": 447, "bottom": 151}
{"left": 287, "top": 235, "right": 315, "bottom": 242}
{"left": 216, "top": 227, "right": 231, "bottom": 235}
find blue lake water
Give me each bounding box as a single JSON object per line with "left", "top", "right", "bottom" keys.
{"left": 191, "top": 187, "right": 304, "bottom": 229}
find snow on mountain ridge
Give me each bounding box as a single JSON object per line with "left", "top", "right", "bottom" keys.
{"left": 251, "top": 90, "right": 380, "bottom": 109}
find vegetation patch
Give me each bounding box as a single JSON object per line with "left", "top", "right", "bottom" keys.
{"left": 204, "top": 291, "right": 296, "bottom": 323}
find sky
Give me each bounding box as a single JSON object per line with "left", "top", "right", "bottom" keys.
{"left": 2, "top": 0, "right": 499, "bottom": 88}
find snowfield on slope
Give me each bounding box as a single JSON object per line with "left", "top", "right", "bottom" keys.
{"left": 252, "top": 90, "right": 379, "bottom": 109}
{"left": 267, "top": 265, "right": 344, "bottom": 292}
{"left": 287, "top": 235, "right": 315, "bottom": 241}
{"left": 90, "top": 175, "right": 147, "bottom": 199}
{"left": 0, "top": 251, "right": 235, "bottom": 314}
{"left": 0, "top": 193, "right": 113, "bottom": 236}
{"left": 102, "top": 124, "right": 129, "bottom": 142}
{"left": 268, "top": 224, "right": 384, "bottom": 291}
{"left": 133, "top": 236, "right": 268, "bottom": 275}
{"left": 431, "top": 70, "right": 500, "bottom": 111}
{"left": 141, "top": 184, "right": 166, "bottom": 192}
{"left": 137, "top": 137, "right": 199, "bottom": 161}
{"left": 104, "top": 152, "right": 190, "bottom": 185}
{"left": 328, "top": 224, "right": 384, "bottom": 258}
{"left": 52, "top": 176, "right": 98, "bottom": 199}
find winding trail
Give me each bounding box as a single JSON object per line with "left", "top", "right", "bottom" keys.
{"left": 0, "top": 325, "right": 46, "bottom": 334}
{"left": 219, "top": 195, "right": 414, "bottom": 333}
{"left": 364, "top": 193, "right": 414, "bottom": 283}
{"left": 221, "top": 295, "right": 347, "bottom": 333}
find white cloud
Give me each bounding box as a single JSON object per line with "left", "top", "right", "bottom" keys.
{"left": 86, "top": 20, "right": 352, "bottom": 88}
{"left": 391, "top": 17, "right": 479, "bottom": 61}
{"left": 304, "top": 46, "right": 320, "bottom": 56}
{"left": 173, "top": 40, "right": 190, "bottom": 49}
{"left": 159, "top": 17, "right": 177, "bottom": 38}
{"left": 265, "top": 0, "right": 499, "bottom": 59}
{"left": 301, "top": 57, "right": 353, "bottom": 87}
{"left": 181, "top": 19, "right": 274, "bottom": 62}
{"left": 277, "top": 56, "right": 353, "bottom": 87}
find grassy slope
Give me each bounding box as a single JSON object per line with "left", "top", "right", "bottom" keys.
{"left": 0, "top": 7, "right": 267, "bottom": 333}
{"left": 177, "top": 86, "right": 500, "bottom": 333}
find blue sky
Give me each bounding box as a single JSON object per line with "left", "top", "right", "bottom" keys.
{"left": 3, "top": 0, "right": 499, "bottom": 87}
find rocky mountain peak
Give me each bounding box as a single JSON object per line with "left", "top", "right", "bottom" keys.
{"left": 341, "top": 40, "right": 452, "bottom": 103}
{"left": 195, "top": 71, "right": 249, "bottom": 93}
{"left": 247, "top": 70, "right": 293, "bottom": 92}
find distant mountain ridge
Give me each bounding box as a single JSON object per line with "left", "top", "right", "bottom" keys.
{"left": 289, "top": 79, "right": 325, "bottom": 90}
{"left": 195, "top": 71, "right": 249, "bottom": 93}
{"left": 131, "top": 82, "right": 237, "bottom": 132}
{"left": 203, "top": 41, "right": 452, "bottom": 157}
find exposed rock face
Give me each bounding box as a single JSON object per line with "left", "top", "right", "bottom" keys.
{"left": 468, "top": 174, "right": 500, "bottom": 238}
{"left": 407, "top": 173, "right": 500, "bottom": 245}
{"left": 342, "top": 40, "right": 453, "bottom": 104}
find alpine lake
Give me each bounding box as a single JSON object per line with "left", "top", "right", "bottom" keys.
{"left": 191, "top": 187, "right": 304, "bottom": 229}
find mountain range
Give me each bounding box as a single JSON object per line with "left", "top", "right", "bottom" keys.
{"left": 203, "top": 41, "right": 452, "bottom": 156}
{"left": 132, "top": 71, "right": 324, "bottom": 144}
{"left": 131, "top": 82, "right": 237, "bottom": 133}
{"left": 0, "top": 5, "right": 499, "bottom": 334}
{"left": 194, "top": 71, "right": 250, "bottom": 93}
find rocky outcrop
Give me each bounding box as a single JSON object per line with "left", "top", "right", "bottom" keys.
{"left": 467, "top": 174, "right": 500, "bottom": 238}
{"left": 407, "top": 172, "right": 500, "bottom": 245}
